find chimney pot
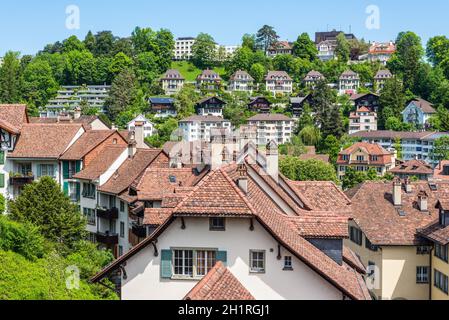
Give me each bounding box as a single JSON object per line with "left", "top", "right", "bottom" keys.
{"left": 237, "top": 164, "right": 248, "bottom": 194}
{"left": 393, "top": 177, "right": 402, "bottom": 207}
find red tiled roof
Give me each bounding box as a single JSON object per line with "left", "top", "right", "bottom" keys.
{"left": 434, "top": 161, "right": 449, "bottom": 181}
{"left": 343, "top": 246, "right": 366, "bottom": 274}
{"left": 346, "top": 181, "right": 449, "bottom": 245}
{"left": 98, "top": 149, "right": 165, "bottom": 195}
{"left": 408, "top": 98, "right": 436, "bottom": 114}
{"left": 73, "top": 145, "right": 126, "bottom": 181}
{"left": 8, "top": 124, "right": 84, "bottom": 159}
{"left": 389, "top": 159, "right": 433, "bottom": 175}
{"left": 288, "top": 215, "right": 349, "bottom": 239}
{"left": 0, "top": 104, "right": 28, "bottom": 134}
{"left": 143, "top": 208, "right": 174, "bottom": 226}
{"left": 418, "top": 219, "right": 449, "bottom": 246}
{"left": 265, "top": 71, "right": 292, "bottom": 81}
{"left": 184, "top": 261, "right": 254, "bottom": 300}
{"left": 60, "top": 130, "right": 121, "bottom": 160}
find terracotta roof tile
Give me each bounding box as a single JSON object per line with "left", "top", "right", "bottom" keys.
{"left": 60, "top": 130, "right": 120, "bottom": 160}
{"left": 143, "top": 208, "right": 173, "bottom": 226}
{"left": 184, "top": 262, "right": 254, "bottom": 300}
{"left": 0, "top": 104, "right": 28, "bottom": 133}
{"left": 418, "top": 220, "right": 449, "bottom": 246}
{"left": 343, "top": 246, "right": 366, "bottom": 274}
{"left": 8, "top": 124, "right": 83, "bottom": 159}
{"left": 389, "top": 159, "right": 433, "bottom": 175}
{"left": 73, "top": 145, "right": 126, "bottom": 181}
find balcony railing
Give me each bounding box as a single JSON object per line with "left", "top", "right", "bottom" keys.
{"left": 96, "top": 207, "right": 119, "bottom": 220}
{"left": 9, "top": 174, "right": 34, "bottom": 186}
{"left": 96, "top": 232, "right": 119, "bottom": 245}
{"left": 132, "top": 223, "right": 147, "bottom": 238}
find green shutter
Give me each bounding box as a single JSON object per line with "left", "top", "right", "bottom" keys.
{"left": 75, "top": 182, "right": 80, "bottom": 201}
{"left": 36, "top": 165, "right": 42, "bottom": 178}
{"left": 63, "top": 161, "right": 70, "bottom": 179}
{"left": 63, "top": 181, "right": 69, "bottom": 196}
{"left": 216, "top": 251, "right": 227, "bottom": 266}
{"left": 0, "top": 151, "right": 4, "bottom": 165}
{"left": 0, "top": 173, "right": 4, "bottom": 188}
{"left": 160, "top": 250, "right": 172, "bottom": 279}
{"left": 75, "top": 161, "right": 82, "bottom": 173}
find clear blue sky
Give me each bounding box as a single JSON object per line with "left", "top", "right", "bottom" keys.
{"left": 1, "top": 0, "right": 448, "bottom": 56}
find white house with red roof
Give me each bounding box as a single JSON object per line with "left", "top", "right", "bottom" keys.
{"left": 349, "top": 107, "right": 377, "bottom": 135}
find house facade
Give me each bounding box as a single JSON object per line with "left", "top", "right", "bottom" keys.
{"left": 149, "top": 97, "right": 177, "bottom": 118}
{"left": 179, "top": 116, "right": 232, "bottom": 142}
{"left": 366, "top": 42, "right": 396, "bottom": 65}
{"left": 228, "top": 70, "right": 254, "bottom": 93}
{"left": 349, "top": 107, "right": 377, "bottom": 135}
{"left": 174, "top": 37, "right": 196, "bottom": 60}
{"left": 267, "top": 41, "right": 293, "bottom": 57}
{"left": 350, "top": 93, "right": 380, "bottom": 112}
{"left": 248, "top": 97, "right": 272, "bottom": 114}
{"left": 374, "top": 70, "right": 393, "bottom": 92}
{"left": 336, "top": 142, "right": 396, "bottom": 180}
{"left": 265, "top": 71, "right": 293, "bottom": 96}
{"left": 303, "top": 71, "right": 325, "bottom": 88}
{"left": 161, "top": 69, "right": 185, "bottom": 95}
{"left": 339, "top": 70, "right": 360, "bottom": 95}
{"left": 195, "top": 96, "right": 226, "bottom": 117}
{"left": 402, "top": 98, "right": 437, "bottom": 128}
{"left": 317, "top": 40, "right": 337, "bottom": 61}
{"left": 197, "top": 70, "right": 222, "bottom": 91}
{"left": 127, "top": 115, "right": 155, "bottom": 138}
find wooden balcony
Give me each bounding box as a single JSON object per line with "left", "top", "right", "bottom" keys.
{"left": 96, "top": 207, "right": 119, "bottom": 220}
{"left": 132, "top": 223, "right": 147, "bottom": 238}
{"left": 96, "top": 232, "right": 119, "bottom": 245}
{"left": 9, "top": 175, "right": 34, "bottom": 187}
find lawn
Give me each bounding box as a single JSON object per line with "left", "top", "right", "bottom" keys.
{"left": 171, "top": 61, "right": 227, "bottom": 82}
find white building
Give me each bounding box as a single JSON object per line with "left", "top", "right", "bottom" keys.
{"left": 160, "top": 69, "right": 185, "bottom": 95}
{"left": 179, "top": 116, "right": 232, "bottom": 142}
{"left": 265, "top": 71, "right": 293, "bottom": 96}
{"left": 374, "top": 69, "right": 393, "bottom": 92}
{"left": 247, "top": 114, "right": 294, "bottom": 145}
{"left": 339, "top": 70, "right": 360, "bottom": 95}
{"left": 349, "top": 107, "right": 378, "bottom": 135}
{"left": 228, "top": 70, "right": 254, "bottom": 93}
{"left": 174, "top": 37, "right": 196, "bottom": 60}
{"left": 127, "top": 115, "right": 155, "bottom": 138}
{"left": 91, "top": 155, "right": 370, "bottom": 300}
{"left": 317, "top": 40, "right": 336, "bottom": 61}
{"left": 303, "top": 70, "right": 325, "bottom": 88}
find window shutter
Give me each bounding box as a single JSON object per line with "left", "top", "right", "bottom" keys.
{"left": 63, "top": 161, "right": 70, "bottom": 179}
{"left": 63, "top": 181, "right": 69, "bottom": 196}
{"left": 75, "top": 182, "right": 80, "bottom": 201}
{"left": 160, "top": 250, "right": 172, "bottom": 279}
{"left": 36, "top": 165, "right": 42, "bottom": 178}
{"left": 216, "top": 251, "right": 227, "bottom": 266}
{"left": 0, "top": 173, "right": 4, "bottom": 188}
{"left": 0, "top": 151, "right": 4, "bottom": 165}
{"left": 75, "top": 161, "right": 81, "bottom": 173}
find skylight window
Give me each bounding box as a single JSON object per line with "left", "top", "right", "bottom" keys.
{"left": 169, "top": 175, "right": 177, "bottom": 183}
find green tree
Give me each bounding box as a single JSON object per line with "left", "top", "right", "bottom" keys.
{"left": 241, "top": 34, "right": 257, "bottom": 51}
{"left": 296, "top": 103, "right": 314, "bottom": 133}
{"left": 378, "top": 77, "right": 406, "bottom": 128}
{"left": 106, "top": 68, "right": 139, "bottom": 121}
{"left": 63, "top": 50, "right": 96, "bottom": 85}
{"left": 335, "top": 33, "right": 350, "bottom": 62}
{"left": 427, "top": 35, "right": 449, "bottom": 66}
{"left": 0, "top": 194, "right": 5, "bottom": 213}
{"left": 84, "top": 31, "right": 96, "bottom": 53}
{"left": 191, "top": 33, "right": 217, "bottom": 69}
{"left": 299, "top": 126, "right": 321, "bottom": 146}
{"left": 8, "top": 177, "right": 87, "bottom": 248}
{"left": 0, "top": 51, "right": 22, "bottom": 103}
{"left": 432, "top": 136, "right": 449, "bottom": 162}
{"left": 174, "top": 84, "right": 200, "bottom": 118}
{"left": 318, "top": 134, "right": 341, "bottom": 164}
{"left": 342, "top": 167, "right": 370, "bottom": 190}
{"left": 256, "top": 25, "right": 279, "bottom": 53}
{"left": 249, "top": 63, "right": 266, "bottom": 84}
{"left": 62, "top": 35, "right": 86, "bottom": 53}
{"left": 108, "top": 52, "right": 133, "bottom": 79}
{"left": 93, "top": 31, "right": 116, "bottom": 56}
{"left": 279, "top": 157, "right": 337, "bottom": 182}
{"left": 292, "top": 33, "right": 317, "bottom": 61}
{"left": 146, "top": 118, "right": 179, "bottom": 148}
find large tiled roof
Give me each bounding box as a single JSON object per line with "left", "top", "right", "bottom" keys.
{"left": 197, "top": 69, "right": 221, "bottom": 81}
{"left": 350, "top": 130, "right": 440, "bottom": 140}
{"left": 418, "top": 219, "right": 449, "bottom": 246}
{"left": 0, "top": 104, "right": 28, "bottom": 134}
{"left": 29, "top": 115, "right": 109, "bottom": 129}
{"left": 184, "top": 261, "right": 254, "bottom": 300}
{"left": 288, "top": 215, "right": 349, "bottom": 239}
{"left": 340, "top": 70, "right": 359, "bottom": 79}
{"left": 98, "top": 149, "right": 165, "bottom": 195}
{"left": 73, "top": 145, "right": 126, "bottom": 181}
{"left": 229, "top": 70, "right": 254, "bottom": 81}
{"left": 389, "top": 159, "right": 433, "bottom": 175}
{"left": 8, "top": 124, "right": 83, "bottom": 159}
{"left": 346, "top": 181, "right": 449, "bottom": 245}
{"left": 160, "top": 69, "right": 184, "bottom": 80}
{"left": 265, "top": 71, "right": 292, "bottom": 81}
{"left": 60, "top": 130, "right": 120, "bottom": 160}
{"left": 408, "top": 98, "right": 436, "bottom": 114}
{"left": 304, "top": 70, "right": 324, "bottom": 81}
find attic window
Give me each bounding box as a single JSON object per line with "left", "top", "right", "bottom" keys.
{"left": 169, "top": 175, "right": 177, "bottom": 183}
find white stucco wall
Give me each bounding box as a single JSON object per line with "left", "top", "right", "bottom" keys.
{"left": 121, "top": 217, "right": 343, "bottom": 300}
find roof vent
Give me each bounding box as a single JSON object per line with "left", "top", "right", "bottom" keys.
{"left": 429, "top": 183, "right": 438, "bottom": 192}
{"left": 397, "top": 209, "right": 406, "bottom": 217}
{"left": 169, "top": 175, "right": 177, "bottom": 183}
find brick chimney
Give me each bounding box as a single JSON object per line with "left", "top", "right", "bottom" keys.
{"left": 393, "top": 177, "right": 402, "bottom": 207}
{"left": 237, "top": 163, "right": 248, "bottom": 194}
{"left": 418, "top": 190, "right": 428, "bottom": 212}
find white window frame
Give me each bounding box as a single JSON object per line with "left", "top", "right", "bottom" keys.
{"left": 250, "top": 250, "right": 266, "bottom": 273}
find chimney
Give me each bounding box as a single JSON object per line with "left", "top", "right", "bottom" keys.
{"left": 404, "top": 177, "right": 412, "bottom": 193}
{"left": 134, "top": 121, "right": 146, "bottom": 148}
{"left": 237, "top": 164, "right": 248, "bottom": 194}
{"left": 266, "top": 140, "right": 279, "bottom": 182}
{"left": 418, "top": 191, "right": 428, "bottom": 212}
{"left": 73, "top": 106, "right": 81, "bottom": 120}
{"left": 210, "top": 136, "right": 224, "bottom": 171}
{"left": 128, "top": 132, "right": 137, "bottom": 158}
{"left": 393, "top": 177, "right": 402, "bottom": 207}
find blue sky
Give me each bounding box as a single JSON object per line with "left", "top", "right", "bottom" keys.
{"left": 1, "top": 0, "right": 448, "bottom": 56}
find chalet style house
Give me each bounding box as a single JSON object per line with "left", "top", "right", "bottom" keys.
{"left": 265, "top": 71, "right": 293, "bottom": 96}
{"left": 228, "top": 70, "right": 254, "bottom": 93}
{"left": 303, "top": 70, "right": 325, "bottom": 88}
{"left": 336, "top": 142, "right": 396, "bottom": 180}
{"left": 149, "top": 97, "right": 177, "bottom": 118}
{"left": 289, "top": 95, "right": 312, "bottom": 118}
{"left": 247, "top": 97, "right": 272, "bottom": 114}
{"left": 196, "top": 70, "right": 222, "bottom": 91}
{"left": 350, "top": 93, "right": 380, "bottom": 112}
{"left": 195, "top": 96, "right": 226, "bottom": 117}
{"left": 374, "top": 69, "right": 393, "bottom": 92}
{"left": 267, "top": 41, "right": 293, "bottom": 56}
{"left": 160, "top": 69, "right": 185, "bottom": 95}
{"left": 339, "top": 70, "right": 360, "bottom": 95}
{"left": 402, "top": 98, "right": 437, "bottom": 128}
{"left": 91, "top": 145, "right": 370, "bottom": 300}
